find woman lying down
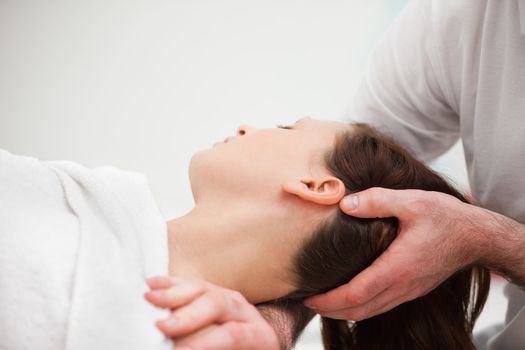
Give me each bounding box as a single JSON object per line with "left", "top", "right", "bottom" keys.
{"left": 0, "top": 118, "right": 489, "bottom": 350}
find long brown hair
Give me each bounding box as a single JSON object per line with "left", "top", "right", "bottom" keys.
{"left": 284, "top": 123, "right": 490, "bottom": 349}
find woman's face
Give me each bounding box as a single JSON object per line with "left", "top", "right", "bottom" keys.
{"left": 186, "top": 117, "right": 350, "bottom": 301}
{"left": 189, "top": 117, "right": 349, "bottom": 203}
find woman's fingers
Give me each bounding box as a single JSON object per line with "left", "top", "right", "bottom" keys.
{"left": 172, "top": 322, "right": 277, "bottom": 350}
{"left": 144, "top": 277, "right": 279, "bottom": 349}
{"left": 146, "top": 275, "right": 181, "bottom": 290}
{"left": 157, "top": 288, "right": 254, "bottom": 337}
{"left": 145, "top": 279, "right": 206, "bottom": 309}
{"left": 171, "top": 324, "right": 221, "bottom": 350}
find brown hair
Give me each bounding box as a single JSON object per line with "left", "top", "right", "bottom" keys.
{"left": 283, "top": 123, "right": 490, "bottom": 349}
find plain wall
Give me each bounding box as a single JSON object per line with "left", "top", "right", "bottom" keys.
{"left": 0, "top": 0, "right": 469, "bottom": 218}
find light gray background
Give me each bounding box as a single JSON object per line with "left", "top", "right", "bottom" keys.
{"left": 0, "top": 0, "right": 505, "bottom": 347}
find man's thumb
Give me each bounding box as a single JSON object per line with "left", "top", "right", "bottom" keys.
{"left": 339, "top": 187, "right": 401, "bottom": 218}
{"left": 340, "top": 195, "right": 359, "bottom": 212}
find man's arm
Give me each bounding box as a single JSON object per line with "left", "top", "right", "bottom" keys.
{"left": 477, "top": 206, "right": 525, "bottom": 289}
{"left": 304, "top": 188, "right": 525, "bottom": 320}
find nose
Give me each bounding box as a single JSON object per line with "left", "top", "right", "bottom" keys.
{"left": 236, "top": 124, "right": 255, "bottom": 136}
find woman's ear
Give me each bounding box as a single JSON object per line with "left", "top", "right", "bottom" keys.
{"left": 282, "top": 176, "right": 346, "bottom": 205}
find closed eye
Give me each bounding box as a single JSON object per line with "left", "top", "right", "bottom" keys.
{"left": 276, "top": 124, "right": 292, "bottom": 129}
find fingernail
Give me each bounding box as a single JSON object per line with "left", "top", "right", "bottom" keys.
{"left": 303, "top": 300, "right": 317, "bottom": 309}
{"left": 342, "top": 195, "right": 359, "bottom": 211}
{"left": 148, "top": 290, "right": 166, "bottom": 301}
{"left": 161, "top": 317, "right": 180, "bottom": 329}
{"left": 146, "top": 276, "right": 164, "bottom": 284}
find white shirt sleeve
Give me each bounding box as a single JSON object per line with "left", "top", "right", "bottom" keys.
{"left": 350, "top": 0, "right": 460, "bottom": 163}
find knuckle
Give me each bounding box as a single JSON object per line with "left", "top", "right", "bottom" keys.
{"left": 407, "top": 194, "right": 432, "bottom": 214}
{"left": 396, "top": 267, "right": 414, "bottom": 280}
{"left": 394, "top": 285, "right": 411, "bottom": 301}
{"left": 228, "top": 290, "right": 246, "bottom": 303}
{"left": 408, "top": 289, "right": 423, "bottom": 301}
{"left": 351, "top": 309, "right": 367, "bottom": 321}
{"left": 227, "top": 290, "right": 247, "bottom": 309}
{"left": 194, "top": 344, "right": 211, "bottom": 350}
{"left": 208, "top": 289, "right": 227, "bottom": 307}
{"left": 344, "top": 290, "right": 366, "bottom": 306}
{"left": 180, "top": 312, "right": 198, "bottom": 328}
{"left": 194, "top": 279, "right": 209, "bottom": 292}
{"left": 185, "top": 279, "right": 207, "bottom": 295}
{"left": 230, "top": 290, "right": 246, "bottom": 301}
{"left": 366, "top": 187, "right": 393, "bottom": 215}
{"left": 369, "top": 187, "right": 388, "bottom": 205}
{"left": 224, "top": 322, "right": 248, "bottom": 343}
{"left": 166, "top": 276, "right": 179, "bottom": 285}
{"left": 408, "top": 190, "right": 454, "bottom": 216}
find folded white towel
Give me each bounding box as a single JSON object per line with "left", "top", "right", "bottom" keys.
{"left": 0, "top": 149, "right": 172, "bottom": 350}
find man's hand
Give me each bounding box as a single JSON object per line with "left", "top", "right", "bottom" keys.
{"left": 303, "top": 187, "right": 517, "bottom": 321}
{"left": 145, "top": 276, "right": 280, "bottom": 350}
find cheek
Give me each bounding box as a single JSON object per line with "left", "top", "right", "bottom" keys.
{"left": 188, "top": 135, "right": 309, "bottom": 200}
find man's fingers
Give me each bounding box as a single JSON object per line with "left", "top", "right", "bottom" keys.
{"left": 340, "top": 187, "right": 413, "bottom": 219}
{"left": 304, "top": 262, "right": 392, "bottom": 311}
{"left": 173, "top": 322, "right": 277, "bottom": 350}
{"left": 317, "top": 286, "right": 407, "bottom": 321}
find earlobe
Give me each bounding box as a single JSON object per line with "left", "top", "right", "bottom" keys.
{"left": 282, "top": 177, "right": 346, "bottom": 205}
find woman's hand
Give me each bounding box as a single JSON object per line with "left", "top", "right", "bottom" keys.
{"left": 144, "top": 276, "right": 280, "bottom": 350}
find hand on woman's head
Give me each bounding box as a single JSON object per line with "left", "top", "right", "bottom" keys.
{"left": 279, "top": 124, "right": 490, "bottom": 350}
{"left": 177, "top": 119, "right": 488, "bottom": 350}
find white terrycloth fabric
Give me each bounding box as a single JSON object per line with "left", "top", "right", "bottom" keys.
{"left": 0, "top": 149, "right": 172, "bottom": 350}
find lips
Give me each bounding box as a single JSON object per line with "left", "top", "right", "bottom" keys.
{"left": 213, "top": 136, "right": 236, "bottom": 147}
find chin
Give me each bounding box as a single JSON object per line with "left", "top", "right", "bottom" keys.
{"left": 189, "top": 148, "right": 216, "bottom": 176}
{"left": 188, "top": 150, "right": 208, "bottom": 198}
{"left": 188, "top": 147, "right": 256, "bottom": 202}
{"left": 188, "top": 148, "right": 228, "bottom": 201}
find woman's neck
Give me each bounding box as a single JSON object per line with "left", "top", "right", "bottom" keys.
{"left": 166, "top": 200, "right": 301, "bottom": 303}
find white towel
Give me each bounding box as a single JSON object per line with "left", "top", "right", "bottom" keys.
{"left": 0, "top": 149, "right": 172, "bottom": 350}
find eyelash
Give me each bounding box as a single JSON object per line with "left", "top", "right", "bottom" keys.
{"left": 276, "top": 124, "right": 292, "bottom": 129}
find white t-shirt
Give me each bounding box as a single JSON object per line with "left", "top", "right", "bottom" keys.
{"left": 351, "top": 0, "right": 525, "bottom": 348}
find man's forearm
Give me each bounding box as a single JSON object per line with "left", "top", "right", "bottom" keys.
{"left": 257, "top": 300, "right": 316, "bottom": 350}
{"left": 475, "top": 206, "right": 525, "bottom": 288}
